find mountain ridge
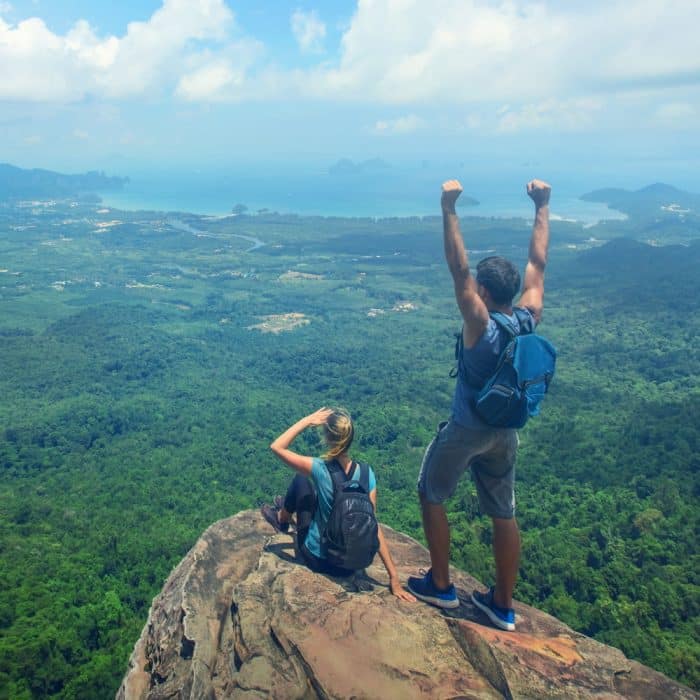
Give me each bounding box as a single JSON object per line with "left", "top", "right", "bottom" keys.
{"left": 0, "top": 162, "right": 128, "bottom": 200}
{"left": 580, "top": 183, "right": 700, "bottom": 218}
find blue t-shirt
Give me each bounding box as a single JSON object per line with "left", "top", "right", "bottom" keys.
{"left": 452, "top": 307, "right": 536, "bottom": 429}
{"left": 304, "top": 458, "right": 377, "bottom": 559}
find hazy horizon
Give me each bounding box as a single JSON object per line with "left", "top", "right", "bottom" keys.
{"left": 1, "top": 1, "right": 698, "bottom": 187}
{"left": 7, "top": 154, "right": 699, "bottom": 222}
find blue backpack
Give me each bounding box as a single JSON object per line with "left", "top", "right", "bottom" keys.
{"left": 454, "top": 309, "right": 557, "bottom": 429}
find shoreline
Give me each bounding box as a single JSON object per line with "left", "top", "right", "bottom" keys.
{"left": 97, "top": 192, "right": 627, "bottom": 226}
{"left": 1, "top": 189, "right": 627, "bottom": 226}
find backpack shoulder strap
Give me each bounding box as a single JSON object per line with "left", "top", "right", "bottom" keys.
{"left": 346, "top": 461, "right": 359, "bottom": 483}
{"left": 489, "top": 311, "right": 519, "bottom": 339}
{"left": 354, "top": 462, "right": 371, "bottom": 493}
{"left": 325, "top": 459, "right": 361, "bottom": 497}
{"left": 452, "top": 315, "right": 514, "bottom": 381}
{"left": 512, "top": 306, "right": 536, "bottom": 335}
{"left": 450, "top": 328, "right": 463, "bottom": 378}
{"left": 325, "top": 459, "right": 345, "bottom": 502}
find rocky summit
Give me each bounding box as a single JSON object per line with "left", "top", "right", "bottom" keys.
{"left": 118, "top": 511, "right": 697, "bottom": 699}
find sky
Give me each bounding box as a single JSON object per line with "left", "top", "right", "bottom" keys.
{"left": 1, "top": 0, "right": 699, "bottom": 186}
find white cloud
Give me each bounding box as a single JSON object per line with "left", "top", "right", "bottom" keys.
{"left": 0, "top": 0, "right": 236, "bottom": 101}
{"left": 653, "top": 102, "right": 696, "bottom": 128}
{"left": 177, "top": 62, "right": 237, "bottom": 100}
{"left": 0, "top": 0, "right": 698, "bottom": 138}
{"left": 0, "top": 2, "right": 13, "bottom": 14}
{"left": 291, "top": 9, "right": 326, "bottom": 54}
{"left": 497, "top": 98, "right": 604, "bottom": 133}
{"left": 176, "top": 38, "right": 265, "bottom": 101}
{"left": 298, "top": 0, "right": 700, "bottom": 108}
{"left": 374, "top": 114, "right": 425, "bottom": 134}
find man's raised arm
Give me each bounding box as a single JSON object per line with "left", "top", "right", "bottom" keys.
{"left": 441, "top": 180, "right": 488, "bottom": 346}
{"left": 518, "top": 179, "right": 551, "bottom": 323}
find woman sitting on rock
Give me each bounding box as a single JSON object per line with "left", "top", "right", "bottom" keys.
{"left": 262, "top": 407, "right": 415, "bottom": 602}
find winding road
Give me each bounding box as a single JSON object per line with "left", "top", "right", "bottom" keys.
{"left": 167, "top": 218, "right": 265, "bottom": 253}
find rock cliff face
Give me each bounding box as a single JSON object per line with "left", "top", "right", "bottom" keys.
{"left": 118, "top": 510, "right": 697, "bottom": 700}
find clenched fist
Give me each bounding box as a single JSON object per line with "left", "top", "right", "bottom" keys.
{"left": 441, "top": 179, "right": 463, "bottom": 212}
{"left": 526, "top": 179, "right": 551, "bottom": 208}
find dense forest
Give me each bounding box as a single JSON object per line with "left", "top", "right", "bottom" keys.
{"left": 0, "top": 193, "right": 698, "bottom": 698}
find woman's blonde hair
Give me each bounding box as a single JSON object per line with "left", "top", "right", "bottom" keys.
{"left": 323, "top": 408, "right": 354, "bottom": 460}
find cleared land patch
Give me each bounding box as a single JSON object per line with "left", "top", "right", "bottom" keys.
{"left": 247, "top": 312, "right": 310, "bottom": 333}
{"left": 278, "top": 270, "right": 324, "bottom": 281}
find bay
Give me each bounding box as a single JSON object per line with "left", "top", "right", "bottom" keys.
{"left": 100, "top": 165, "right": 627, "bottom": 224}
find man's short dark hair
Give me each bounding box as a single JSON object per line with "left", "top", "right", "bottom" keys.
{"left": 476, "top": 256, "right": 521, "bottom": 305}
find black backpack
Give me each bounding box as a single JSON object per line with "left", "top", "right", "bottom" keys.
{"left": 321, "top": 460, "right": 380, "bottom": 571}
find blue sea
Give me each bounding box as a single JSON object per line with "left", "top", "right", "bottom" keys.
{"left": 100, "top": 164, "right": 632, "bottom": 224}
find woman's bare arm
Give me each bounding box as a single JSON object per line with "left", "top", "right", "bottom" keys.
{"left": 370, "top": 489, "right": 416, "bottom": 602}
{"left": 269, "top": 408, "right": 333, "bottom": 476}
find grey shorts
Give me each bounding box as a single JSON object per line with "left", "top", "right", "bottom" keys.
{"left": 417, "top": 420, "right": 518, "bottom": 519}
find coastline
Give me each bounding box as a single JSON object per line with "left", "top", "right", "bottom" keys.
{"left": 100, "top": 187, "right": 627, "bottom": 225}
{"left": 94, "top": 165, "right": 631, "bottom": 225}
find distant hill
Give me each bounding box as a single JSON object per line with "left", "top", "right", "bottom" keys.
{"left": 580, "top": 183, "right": 700, "bottom": 219}
{"left": 575, "top": 236, "right": 700, "bottom": 268}
{"left": 0, "top": 162, "right": 128, "bottom": 200}
{"left": 555, "top": 237, "right": 700, "bottom": 302}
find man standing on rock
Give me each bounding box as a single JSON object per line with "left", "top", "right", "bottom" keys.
{"left": 407, "top": 178, "right": 552, "bottom": 631}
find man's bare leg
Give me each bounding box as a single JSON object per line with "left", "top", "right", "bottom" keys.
{"left": 420, "top": 495, "right": 451, "bottom": 589}
{"left": 492, "top": 516, "right": 520, "bottom": 608}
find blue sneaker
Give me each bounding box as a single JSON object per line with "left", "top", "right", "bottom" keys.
{"left": 471, "top": 587, "right": 515, "bottom": 631}
{"left": 407, "top": 569, "right": 459, "bottom": 609}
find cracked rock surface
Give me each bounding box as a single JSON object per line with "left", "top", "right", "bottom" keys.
{"left": 118, "top": 510, "right": 697, "bottom": 699}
